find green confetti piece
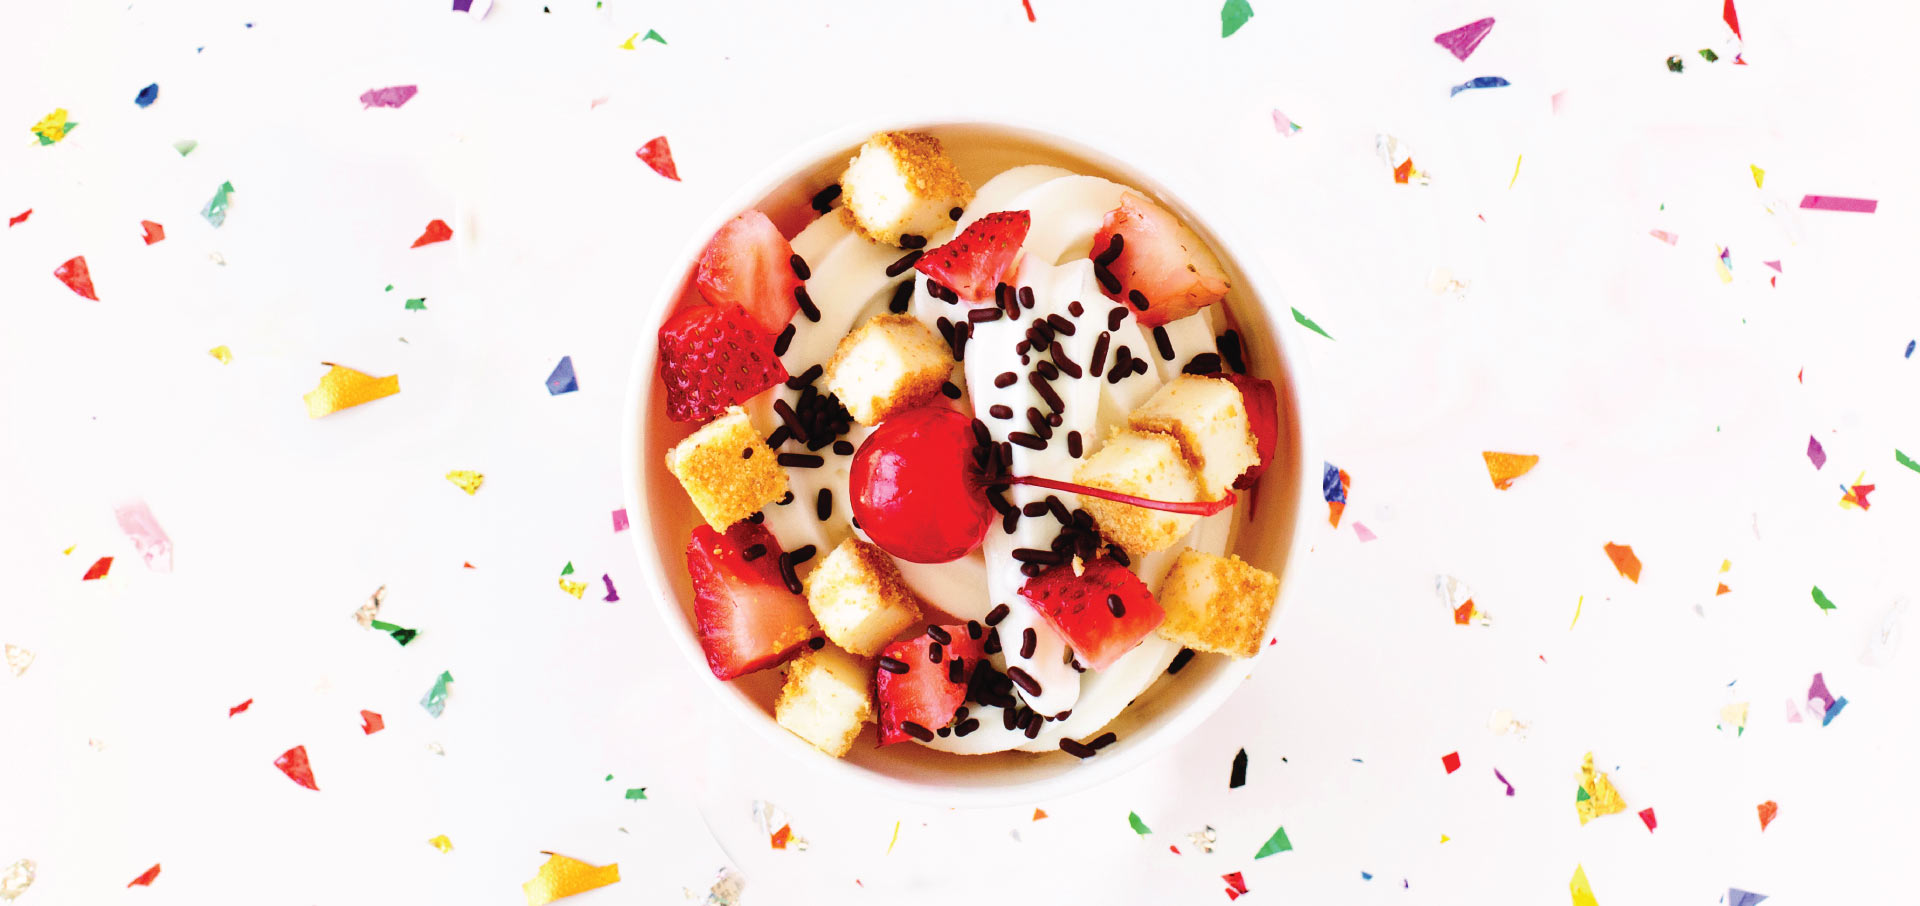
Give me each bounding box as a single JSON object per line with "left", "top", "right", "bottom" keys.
{"left": 561, "top": 561, "right": 576, "bottom": 576}
{"left": 1220, "top": 0, "right": 1253, "bottom": 37}
{"left": 1897, "top": 449, "right": 1920, "bottom": 474}
{"left": 405, "top": 298, "right": 427, "bottom": 311}
{"left": 201, "top": 180, "right": 235, "bottom": 228}
{"left": 642, "top": 28, "right": 666, "bottom": 44}
{"left": 385, "top": 284, "right": 394, "bottom": 292}
{"left": 1811, "top": 586, "right": 1837, "bottom": 612}
{"left": 420, "top": 670, "right": 454, "bottom": 718}
{"left": 1291, "top": 307, "right": 1334, "bottom": 340}
{"left": 1254, "top": 825, "right": 1292, "bottom": 858}
{"left": 604, "top": 774, "right": 613, "bottom": 781}
{"left": 1575, "top": 785, "right": 1591, "bottom": 802}
{"left": 624, "top": 788, "right": 648, "bottom": 800}
{"left": 1127, "top": 812, "right": 1152, "bottom": 836}
{"left": 370, "top": 619, "right": 419, "bottom": 646}
{"left": 1666, "top": 55, "right": 1685, "bottom": 73}
{"left": 1698, "top": 48, "right": 1719, "bottom": 62}
{"left": 173, "top": 139, "right": 197, "bottom": 156}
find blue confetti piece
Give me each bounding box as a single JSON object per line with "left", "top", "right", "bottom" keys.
{"left": 1729, "top": 889, "right": 1768, "bottom": 906}
{"left": 545, "top": 355, "right": 578, "bottom": 395}
{"left": 1822, "top": 696, "right": 1848, "bottom": 726}
{"left": 135, "top": 83, "right": 159, "bottom": 108}
{"left": 1906, "top": 339, "right": 1914, "bottom": 358}
{"left": 1361, "top": 872, "right": 1373, "bottom": 881}
{"left": 1450, "top": 76, "right": 1512, "bottom": 97}
{"left": 1322, "top": 462, "right": 1347, "bottom": 504}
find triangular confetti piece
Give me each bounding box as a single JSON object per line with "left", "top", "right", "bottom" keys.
{"left": 1571, "top": 864, "right": 1599, "bottom": 906}
{"left": 127, "top": 864, "right": 161, "bottom": 887}
{"left": 83, "top": 556, "right": 114, "bottom": 580}
{"left": 445, "top": 470, "right": 484, "bottom": 495}
{"left": 1482, "top": 451, "right": 1539, "bottom": 490}
{"left": 636, "top": 137, "right": 680, "bottom": 181}
{"left": 411, "top": 219, "right": 452, "bottom": 247}
{"left": 1756, "top": 800, "right": 1777, "bottom": 830}
{"left": 522, "top": 853, "right": 620, "bottom": 906}
{"left": 305, "top": 364, "right": 400, "bottom": 418}
{"left": 274, "top": 745, "right": 319, "bottom": 790}
{"left": 1750, "top": 164, "right": 1765, "bottom": 188}
{"left": 1434, "top": 17, "right": 1495, "bottom": 61}
{"left": 140, "top": 220, "right": 165, "bottom": 245}
{"left": 54, "top": 256, "right": 98, "bottom": 300}
{"left": 1603, "top": 543, "right": 1641, "bottom": 583}
{"left": 1576, "top": 752, "right": 1627, "bottom": 824}
{"left": 1254, "top": 825, "right": 1292, "bottom": 858}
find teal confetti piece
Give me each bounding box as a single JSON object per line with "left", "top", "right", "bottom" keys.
{"left": 642, "top": 28, "right": 666, "bottom": 44}
{"left": 1897, "top": 449, "right": 1920, "bottom": 474}
{"left": 201, "top": 181, "right": 235, "bottom": 228}
{"left": 1127, "top": 812, "right": 1152, "bottom": 835}
{"left": 624, "top": 787, "right": 648, "bottom": 800}
{"left": 1220, "top": 0, "right": 1253, "bottom": 37}
{"left": 1811, "top": 586, "right": 1836, "bottom": 612}
{"left": 1254, "top": 824, "right": 1292, "bottom": 858}
{"left": 420, "top": 670, "right": 454, "bottom": 717}
{"left": 369, "top": 619, "right": 419, "bottom": 646}
{"left": 1291, "top": 307, "right": 1334, "bottom": 340}
{"left": 405, "top": 297, "right": 427, "bottom": 311}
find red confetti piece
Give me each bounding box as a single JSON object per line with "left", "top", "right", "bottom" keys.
{"left": 1022, "top": 0, "right": 1035, "bottom": 21}
{"left": 274, "top": 745, "right": 319, "bottom": 790}
{"left": 411, "top": 219, "right": 452, "bottom": 248}
{"left": 1639, "top": 807, "right": 1657, "bottom": 831}
{"left": 769, "top": 824, "right": 793, "bottom": 849}
{"left": 360, "top": 709, "right": 385, "bottom": 735}
{"left": 82, "top": 556, "right": 113, "bottom": 580}
{"left": 1441, "top": 751, "right": 1461, "bottom": 774}
{"left": 140, "top": 220, "right": 165, "bottom": 245}
{"left": 636, "top": 136, "right": 680, "bottom": 181}
{"left": 1169, "top": 845, "right": 1180, "bottom": 854}
{"left": 1723, "top": 0, "right": 1741, "bottom": 39}
{"left": 1843, "top": 483, "right": 1874, "bottom": 509}
{"left": 127, "top": 864, "right": 161, "bottom": 887}
{"left": 463, "top": 561, "right": 476, "bottom": 569}
{"left": 1223, "top": 871, "right": 1249, "bottom": 900}
{"left": 54, "top": 255, "right": 98, "bottom": 300}
{"left": 7, "top": 209, "right": 28, "bottom": 227}
{"left": 229, "top": 698, "right": 253, "bottom": 717}
{"left": 1392, "top": 158, "right": 1413, "bottom": 184}
{"left": 1452, "top": 599, "right": 1475, "bottom": 625}
{"left": 1603, "top": 542, "right": 1642, "bottom": 583}
{"left": 1757, "top": 800, "right": 1777, "bottom": 830}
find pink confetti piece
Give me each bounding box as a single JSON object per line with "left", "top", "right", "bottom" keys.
{"left": 1799, "top": 195, "right": 1877, "bottom": 213}
{"left": 1764, "top": 260, "right": 1782, "bottom": 272}
{"left": 1352, "top": 522, "right": 1376, "bottom": 542}
{"left": 611, "top": 508, "right": 629, "bottom": 532}
{"left": 1551, "top": 90, "right": 1568, "bottom": 115}
{"left": 1785, "top": 698, "right": 1803, "bottom": 723}
{"left": 113, "top": 499, "right": 173, "bottom": 573}
{"left": 1807, "top": 672, "right": 1835, "bottom": 715}
{"left": 358, "top": 85, "right": 419, "bottom": 109}
{"left": 1270, "top": 109, "right": 1300, "bottom": 136}
{"left": 1807, "top": 436, "right": 1826, "bottom": 470}
{"left": 1433, "top": 17, "right": 1495, "bottom": 61}
{"left": 1649, "top": 229, "right": 1679, "bottom": 245}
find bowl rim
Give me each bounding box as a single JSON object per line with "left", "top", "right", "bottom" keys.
{"left": 621, "top": 115, "right": 1319, "bottom": 807}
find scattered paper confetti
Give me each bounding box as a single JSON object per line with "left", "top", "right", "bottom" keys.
{"left": 546, "top": 356, "right": 579, "bottom": 395}
{"left": 4, "top": 645, "right": 34, "bottom": 678}
{"left": 360, "top": 710, "right": 385, "bottom": 735}
{"left": 82, "top": 556, "right": 113, "bottom": 581}
{"left": 412, "top": 219, "right": 453, "bottom": 247}
{"left": 637, "top": 137, "right": 680, "bottom": 181}
{"left": 1812, "top": 586, "right": 1837, "bottom": 612}
{"left": 600, "top": 574, "right": 619, "bottom": 602}
{"left": 1823, "top": 697, "right": 1848, "bottom": 725}
{"left": 1494, "top": 767, "right": 1514, "bottom": 796}
{"left": 114, "top": 500, "right": 173, "bottom": 572}
{"left": 7, "top": 209, "right": 27, "bottom": 227}
{"left": 1186, "top": 825, "right": 1218, "bottom": 854}
{"left": 1765, "top": 260, "right": 1783, "bottom": 273}
{"left": 1442, "top": 751, "right": 1461, "bottom": 774}
{"left": 367, "top": 617, "right": 415, "bottom": 645}
{"left": 623, "top": 787, "right": 646, "bottom": 801}
{"left": 274, "top": 745, "right": 319, "bottom": 790}
{"left": 1253, "top": 824, "right": 1292, "bottom": 858}
{"left": 1807, "top": 436, "right": 1827, "bottom": 469}
{"left": 1638, "top": 807, "right": 1656, "bottom": 830}
{"left": 139, "top": 220, "right": 165, "bottom": 245}
{"left": 229, "top": 698, "right": 251, "bottom": 716}
{"left": 304, "top": 364, "right": 400, "bottom": 418}
{"left": 1352, "top": 522, "right": 1376, "bottom": 542}
{"left": 1450, "top": 76, "right": 1511, "bottom": 97}
{"left": 1292, "top": 307, "right": 1334, "bottom": 340}
{"left": 1271, "top": 109, "right": 1300, "bottom": 136}
{"left": 611, "top": 509, "right": 629, "bottom": 532}
{"left": 1666, "top": 55, "right": 1686, "bottom": 73}
{"left": 1437, "top": 574, "right": 1487, "bottom": 626}
{"left": 31, "top": 108, "right": 77, "bottom": 144}
{"left": 127, "top": 863, "right": 161, "bottom": 889}
{"left": 1508, "top": 154, "right": 1523, "bottom": 189}
{"left": 355, "top": 585, "right": 386, "bottom": 628}
{"left": 885, "top": 820, "right": 901, "bottom": 854}
{"left": 559, "top": 565, "right": 588, "bottom": 599}
{"left": 359, "top": 85, "right": 418, "bottom": 109}
{"left": 1807, "top": 671, "right": 1837, "bottom": 717}
{"left": 1322, "top": 462, "right": 1349, "bottom": 527}
{"left": 1033, "top": 809, "right": 1048, "bottom": 820}
{"left": 1840, "top": 479, "right": 1873, "bottom": 510}
{"left": 1649, "top": 229, "right": 1679, "bottom": 245}
{"left": 1750, "top": 164, "right": 1765, "bottom": 188}
{"left": 1799, "top": 195, "right": 1878, "bottom": 213}
{"left": 173, "top": 139, "right": 197, "bottom": 156}
{"left": 1376, "top": 134, "right": 1429, "bottom": 185}
{"left": 1603, "top": 543, "right": 1641, "bottom": 583}
{"left": 1222, "top": 871, "right": 1248, "bottom": 900}
{"left": 1576, "top": 752, "right": 1627, "bottom": 825}
{"left": 405, "top": 297, "right": 427, "bottom": 311}
{"left": 429, "top": 835, "right": 453, "bottom": 854}
{"left": 1714, "top": 246, "right": 1733, "bottom": 283}
{"left": 446, "top": 470, "right": 484, "bottom": 495}
{"left": 1220, "top": 0, "right": 1253, "bottom": 37}
{"left": 1898, "top": 449, "right": 1920, "bottom": 474}
{"left": 1719, "top": 702, "right": 1749, "bottom": 734}
{"left": 1230, "top": 749, "right": 1248, "bottom": 788}
{"left": 201, "top": 181, "right": 235, "bottom": 227}
{"left": 1729, "top": 889, "right": 1767, "bottom": 906}
{"left": 1128, "top": 812, "right": 1152, "bottom": 836}
{"left": 421, "top": 670, "right": 453, "bottom": 717}
{"left": 54, "top": 256, "right": 98, "bottom": 300}
{"left": 1, "top": 859, "right": 35, "bottom": 901}
{"left": 522, "top": 853, "right": 620, "bottom": 906}
{"left": 1434, "top": 17, "right": 1495, "bottom": 60}
{"left": 1482, "top": 452, "right": 1539, "bottom": 490}
{"left": 1487, "top": 708, "right": 1528, "bottom": 736}
{"left": 1570, "top": 864, "right": 1599, "bottom": 906}
{"left": 1723, "top": 0, "right": 1743, "bottom": 39}
{"left": 685, "top": 867, "right": 745, "bottom": 906}
{"left": 1756, "top": 800, "right": 1777, "bottom": 830}
{"left": 135, "top": 83, "right": 159, "bottom": 108}
{"left": 1568, "top": 594, "right": 1585, "bottom": 630}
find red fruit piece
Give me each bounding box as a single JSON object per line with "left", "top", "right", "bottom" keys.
{"left": 410, "top": 219, "right": 452, "bottom": 248}
{"left": 1222, "top": 374, "right": 1278, "bottom": 488}
{"left": 850, "top": 407, "right": 994, "bottom": 563}
{"left": 274, "top": 744, "right": 319, "bottom": 790}
{"left": 54, "top": 255, "right": 98, "bottom": 300}
{"left": 695, "top": 211, "right": 800, "bottom": 333}
{"left": 140, "top": 220, "right": 165, "bottom": 245}
{"left": 914, "top": 210, "right": 1030, "bottom": 302}
{"left": 876, "top": 626, "right": 985, "bottom": 745}
{"left": 1089, "top": 193, "right": 1229, "bottom": 327}
{"left": 637, "top": 135, "right": 680, "bottom": 181}
{"left": 1019, "top": 557, "right": 1165, "bottom": 671}
{"left": 687, "top": 523, "right": 818, "bottom": 679}
{"left": 657, "top": 301, "right": 788, "bottom": 422}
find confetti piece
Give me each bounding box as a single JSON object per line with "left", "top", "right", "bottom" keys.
{"left": 624, "top": 787, "right": 646, "bottom": 800}
{"left": 139, "top": 220, "right": 165, "bottom": 245}
{"left": 1714, "top": 246, "right": 1733, "bottom": 283}
{"left": 1375, "top": 135, "right": 1430, "bottom": 185}
{"left": 617, "top": 33, "right": 639, "bottom": 49}
{"left": 54, "top": 256, "right": 98, "bottom": 300}
{"left": 1699, "top": 48, "right": 1720, "bottom": 62}
{"left": 1434, "top": 17, "right": 1495, "bottom": 60}
{"left": 1220, "top": 0, "right": 1253, "bottom": 37}
{"left": 1352, "top": 522, "right": 1376, "bottom": 542}
{"left": 1811, "top": 586, "right": 1837, "bottom": 612}
{"left": 110, "top": 499, "right": 173, "bottom": 573}
{"left": 1807, "top": 436, "right": 1827, "bottom": 469}
{"left": 1222, "top": 871, "right": 1249, "bottom": 899}
{"left": 1487, "top": 708, "right": 1528, "bottom": 736}
{"left": 1570, "top": 864, "right": 1599, "bottom": 906}
{"left": 228, "top": 698, "right": 251, "bottom": 716}
{"left": 1765, "top": 260, "right": 1783, "bottom": 273}
{"left": 1603, "top": 543, "right": 1641, "bottom": 583}
{"left": 559, "top": 571, "right": 588, "bottom": 599}
{"left": 173, "top": 139, "right": 197, "bottom": 156}
{"left": 1321, "top": 462, "right": 1350, "bottom": 528}
{"left": 31, "top": 108, "right": 77, "bottom": 144}
{"left": 1723, "top": 0, "right": 1743, "bottom": 38}
{"left": 274, "top": 745, "right": 319, "bottom": 790}
{"left": 642, "top": 28, "right": 666, "bottom": 44}
{"left": 886, "top": 820, "right": 901, "bottom": 854}
{"left": 1666, "top": 55, "right": 1685, "bottom": 73}
{"left": 1292, "top": 307, "right": 1334, "bottom": 340}
{"left": 1033, "top": 808, "right": 1047, "bottom": 820}
{"left": 1482, "top": 452, "right": 1539, "bottom": 489}
{"left": 1021, "top": 0, "right": 1035, "bottom": 22}
{"left": 446, "top": 470, "right": 484, "bottom": 495}
{"left": 135, "top": 83, "right": 159, "bottom": 108}
{"left": 405, "top": 297, "right": 427, "bottom": 311}
{"left": 1807, "top": 672, "right": 1836, "bottom": 716}
{"left": 1508, "top": 154, "right": 1522, "bottom": 189}
{"left": 637, "top": 137, "right": 680, "bottom": 181}
{"left": 1756, "top": 800, "right": 1777, "bottom": 830}
{"left": 1, "top": 859, "right": 35, "bottom": 901}
{"left": 369, "top": 619, "right": 417, "bottom": 646}
{"left": 1649, "top": 229, "right": 1679, "bottom": 245}
{"left": 1576, "top": 752, "right": 1627, "bottom": 825}
{"left": 201, "top": 181, "right": 235, "bottom": 228}
{"left": 1450, "top": 76, "right": 1511, "bottom": 97}
{"left": 1442, "top": 752, "right": 1461, "bottom": 774}
{"left": 1899, "top": 449, "right": 1920, "bottom": 474}
{"left": 421, "top": 670, "right": 454, "bottom": 717}
{"left": 612, "top": 509, "right": 629, "bottom": 532}
{"left": 1823, "top": 697, "right": 1848, "bottom": 725}
{"left": 126, "top": 864, "right": 161, "bottom": 888}
{"left": 358, "top": 85, "right": 418, "bottom": 109}
{"left": 1128, "top": 812, "right": 1152, "bottom": 836}
{"left": 1632, "top": 807, "right": 1656, "bottom": 831}
{"left": 7, "top": 210, "right": 27, "bottom": 227}
{"left": 1729, "top": 889, "right": 1767, "bottom": 906}
{"left": 1840, "top": 480, "right": 1873, "bottom": 510}
{"left": 1271, "top": 109, "right": 1301, "bottom": 136}
{"left": 546, "top": 356, "right": 579, "bottom": 395}
{"left": 429, "top": 835, "right": 453, "bottom": 854}
{"left": 82, "top": 556, "right": 113, "bottom": 581}
{"left": 1185, "top": 825, "right": 1218, "bottom": 854}
{"left": 1253, "top": 824, "right": 1291, "bottom": 858}
{"left": 769, "top": 825, "right": 793, "bottom": 849}
{"left": 359, "top": 710, "right": 384, "bottom": 734}
{"left": 355, "top": 585, "right": 385, "bottom": 628}
{"left": 305, "top": 364, "right": 400, "bottom": 418}
{"left": 1230, "top": 749, "right": 1248, "bottom": 788}
{"left": 1493, "top": 767, "right": 1515, "bottom": 796}
{"left": 1750, "top": 164, "right": 1765, "bottom": 188}
{"left": 1798, "top": 195, "right": 1877, "bottom": 213}
{"left": 522, "top": 853, "right": 620, "bottom": 906}
{"left": 1719, "top": 702, "right": 1748, "bottom": 734}
{"left": 1568, "top": 595, "right": 1584, "bottom": 630}
{"left": 601, "top": 574, "right": 619, "bottom": 602}
{"left": 4, "top": 644, "right": 34, "bottom": 678}
{"left": 412, "top": 219, "right": 453, "bottom": 247}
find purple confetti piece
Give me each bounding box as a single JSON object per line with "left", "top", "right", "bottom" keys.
{"left": 1493, "top": 767, "right": 1514, "bottom": 796}
{"left": 1798, "top": 195, "right": 1878, "bottom": 213}
{"left": 113, "top": 499, "right": 173, "bottom": 573}
{"left": 1807, "top": 672, "right": 1836, "bottom": 715}
{"left": 1728, "top": 889, "right": 1768, "bottom": 906}
{"left": 1807, "top": 436, "right": 1826, "bottom": 470}
{"left": 601, "top": 574, "right": 619, "bottom": 602}
{"left": 451, "top": 0, "right": 472, "bottom": 10}
{"left": 611, "top": 508, "right": 630, "bottom": 533}
{"left": 1433, "top": 17, "right": 1495, "bottom": 61}
{"left": 358, "top": 85, "right": 419, "bottom": 109}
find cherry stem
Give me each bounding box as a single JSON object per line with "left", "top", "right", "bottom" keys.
{"left": 1006, "top": 474, "right": 1236, "bottom": 517}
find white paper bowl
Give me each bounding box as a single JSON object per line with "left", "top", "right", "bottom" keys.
{"left": 622, "top": 120, "right": 1316, "bottom": 807}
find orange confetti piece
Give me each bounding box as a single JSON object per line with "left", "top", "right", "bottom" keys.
{"left": 1453, "top": 599, "right": 1476, "bottom": 625}
{"left": 304, "top": 364, "right": 400, "bottom": 418}
{"left": 1481, "top": 452, "right": 1539, "bottom": 490}
{"left": 522, "top": 853, "right": 619, "bottom": 906}
{"left": 127, "top": 864, "right": 160, "bottom": 887}
{"left": 1716, "top": 583, "right": 1731, "bottom": 596}
{"left": 1032, "top": 808, "right": 1048, "bottom": 821}
{"left": 1757, "top": 800, "right": 1778, "bottom": 831}
{"left": 770, "top": 824, "right": 793, "bottom": 849}
{"left": 1326, "top": 500, "right": 1345, "bottom": 528}
{"left": 1603, "top": 543, "right": 1641, "bottom": 583}
{"left": 1393, "top": 158, "right": 1414, "bottom": 184}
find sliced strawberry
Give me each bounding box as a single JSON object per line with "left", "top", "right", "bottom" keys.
{"left": 1222, "top": 373, "right": 1278, "bottom": 488}
{"left": 914, "top": 210, "right": 1029, "bottom": 302}
{"left": 687, "top": 523, "right": 818, "bottom": 680}
{"left": 695, "top": 211, "right": 801, "bottom": 334}
{"left": 1089, "top": 193, "right": 1230, "bottom": 327}
{"left": 876, "top": 626, "right": 985, "bottom": 745}
{"left": 658, "top": 300, "right": 788, "bottom": 422}
{"left": 1019, "top": 557, "right": 1165, "bottom": 671}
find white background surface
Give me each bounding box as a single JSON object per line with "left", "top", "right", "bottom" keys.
{"left": 5, "top": 1, "right": 1919, "bottom": 903}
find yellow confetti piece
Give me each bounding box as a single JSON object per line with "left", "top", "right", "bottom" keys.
{"left": 1576, "top": 752, "right": 1627, "bottom": 825}
{"left": 31, "top": 108, "right": 75, "bottom": 144}
{"left": 428, "top": 835, "right": 453, "bottom": 854}
{"left": 522, "top": 853, "right": 618, "bottom": 906}
{"left": 1750, "top": 164, "right": 1765, "bottom": 188}
{"left": 1571, "top": 864, "right": 1599, "bottom": 906}
{"left": 1719, "top": 702, "right": 1749, "bottom": 732}
{"left": 1439, "top": 833, "right": 1450, "bottom": 843}
{"left": 1837, "top": 469, "right": 1869, "bottom": 510}
{"left": 304, "top": 364, "right": 400, "bottom": 418}
{"left": 1568, "top": 595, "right": 1584, "bottom": 630}
{"left": 209, "top": 345, "right": 232, "bottom": 364}
{"left": 1720, "top": 559, "right": 1732, "bottom": 573}
{"left": 559, "top": 578, "right": 588, "bottom": 599}
{"left": 446, "top": 470, "right": 484, "bottom": 495}
{"left": 1713, "top": 246, "right": 1733, "bottom": 284}
{"left": 886, "top": 820, "right": 901, "bottom": 855}
{"left": 62, "top": 545, "right": 75, "bottom": 555}
{"left": 1508, "top": 154, "right": 1523, "bottom": 189}
{"left": 618, "top": 32, "right": 639, "bottom": 49}
{"left": 1482, "top": 451, "right": 1539, "bottom": 490}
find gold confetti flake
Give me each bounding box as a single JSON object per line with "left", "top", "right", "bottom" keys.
{"left": 30, "top": 108, "right": 75, "bottom": 144}
{"left": 209, "top": 345, "right": 232, "bottom": 364}
{"left": 521, "top": 853, "right": 619, "bottom": 906}
{"left": 1576, "top": 752, "right": 1627, "bottom": 825}
{"left": 445, "top": 470, "right": 484, "bottom": 495}
{"left": 558, "top": 577, "right": 587, "bottom": 599}
{"left": 683, "top": 867, "right": 746, "bottom": 906}
{"left": 303, "top": 363, "right": 400, "bottom": 418}
{"left": 0, "top": 859, "right": 34, "bottom": 902}
{"left": 1184, "top": 825, "right": 1218, "bottom": 854}
{"left": 4, "top": 645, "right": 34, "bottom": 678}
{"left": 428, "top": 835, "right": 453, "bottom": 854}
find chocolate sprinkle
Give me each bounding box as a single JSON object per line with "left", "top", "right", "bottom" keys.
{"left": 742, "top": 543, "right": 767, "bottom": 561}
{"left": 926, "top": 625, "right": 952, "bottom": 644}
{"left": 1029, "top": 371, "right": 1064, "bottom": 412}
{"left": 1152, "top": 325, "right": 1175, "bottom": 360}
{"left": 1020, "top": 627, "right": 1037, "bottom": 659}
{"left": 810, "top": 183, "right": 841, "bottom": 213}
{"left": 833, "top": 439, "right": 854, "bottom": 455}
{"left": 789, "top": 253, "right": 811, "bottom": 281}
{"left": 877, "top": 656, "right": 909, "bottom": 675}
{"left": 808, "top": 636, "right": 826, "bottom": 650}
{"left": 1068, "top": 300, "right": 1084, "bottom": 317}
{"left": 1108, "top": 307, "right": 1129, "bottom": 330}
{"left": 816, "top": 488, "right": 832, "bottom": 521}
{"left": 777, "top": 452, "right": 824, "bottom": 468}
{"left": 1009, "top": 431, "right": 1046, "bottom": 450}
{"left": 1067, "top": 430, "right": 1083, "bottom": 458}
{"left": 888, "top": 278, "right": 914, "bottom": 314}
{"left": 988, "top": 404, "right": 1013, "bottom": 419}
{"left": 1107, "top": 593, "right": 1126, "bottom": 618}
{"left": 1049, "top": 343, "right": 1082, "bottom": 379}
{"left": 1059, "top": 738, "right": 1096, "bottom": 759}
{"left": 941, "top": 381, "right": 962, "bottom": 400}
{"left": 955, "top": 717, "right": 980, "bottom": 736}
{"left": 901, "top": 720, "right": 934, "bottom": 742}
{"left": 948, "top": 657, "right": 965, "bottom": 683}
{"left": 785, "top": 363, "right": 823, "bottom": 390}
{"left": 885, "top": 250, "right": 923, "bottom": 278}
{"left": 1167, "top": 647, "right": 1196, "bottom": 674}
{"left": 1089, "top": 732, "right": 1117, "bottom": 750}
{"left": 1018, "top": 285, "right": 1036, "bottom": 309}
{"left": 795, "top": 285, "right": 821, "bottom": 322}
{"left": 1182, "top": 353, "right": 1223, "bottom": 375}
{"left": 1046, "top": 313, "right": 1076, "bottom": 336}
{"left": 789, "top": 544, "right": 816, "bottom": 565}
{"left": 928, "top": 641, "right": 943, "bottom": 663}
{"left": 1106, "top": 346, "right": 1131, "bottom": 385}
{"left": 994, "top": 371, "right": 1017, "bottom": 388}
{"left": 985, "top": 603, "right": 1011, "bottom": 625}
{"left": 774, "top": 323, "right": 796, "bottom": 356}
{"left": 1094, "top": 262, "right": 1121, "bottom": 295}
{"left": 776, "top": 552, "right": 801, "bottom": 594}
{"left": 969, "top": 306, "right": 1003, "bottom": 323}
{"left": 1094, "top": 232, "right": 1124, "bottom": 267}
{"left": 967, "top": 620, "right": 983, "bottom": 640}
{"left": 949, "top": 206, "right": 963, "bottom": 221}
{"left": 983, "top": 628, "right": 1003, "bottom": 653}
{"left": 1128, "top": 289, "right": 1149, "bottom": 312}
{"left": 1219, "top": 330, "right": 1246, "bottom": 373}
{"left": 1089, "top": 332, "right": 1110, "bottom": 377}
{"left": 1007, "top": 665, "right": 1042, "bottom": 697}
{"left": 900, "top": 233, "right": 927, "bottom": 249}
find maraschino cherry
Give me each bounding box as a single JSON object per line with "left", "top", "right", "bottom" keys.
{"left": 849, "top": 406, "right": 1236, "bottom": 563}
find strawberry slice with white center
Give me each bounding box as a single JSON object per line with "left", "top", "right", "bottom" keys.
{"left": 1019, "top": 557, "right": 1166, "bottom": 671}
{"left": 1222, "top": 373, "right": 1278, "bottom": 489}
{"left": 913, "top": 210, "right": 1030, "bottom": 302}
{"left": 875, "top": 626, "right": 985, "bottom": 745}
{"left": 657, "top": 300, "right": 789, "bottom": 422}
{"left": 695, "top": 211, "right": 802, "bottom": 334}
{"left": 688, "top": 522, "right": 819, "bottom": 679}
{"left": 1089, "top": 193, "right": 1230, "bottom": 327}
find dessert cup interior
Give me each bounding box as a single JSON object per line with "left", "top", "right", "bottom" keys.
{"left": 623, "top": 120, "right": 1311, "bottom": 805}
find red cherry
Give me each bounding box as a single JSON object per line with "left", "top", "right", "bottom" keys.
{"left": 849, "top": 407, "right": 994, "bottom": 563}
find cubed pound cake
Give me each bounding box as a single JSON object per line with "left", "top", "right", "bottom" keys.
{"left": 1072, "top": 428, "right": 1203, "bottom": 556}
{"left": 839, "top": 131, "right": 974, "bottom": 247}
{"left": 775, "top": 643, "right": 874, "bottom": 758}
{"left": 803, "top": 537, "right": 924, "bottom": 656}
{"left": 825, "top": 313, "right": 955, "bottom": 425}
{"left": 1154, "top": 549, "right": 1279, "bottom": 659}
{"left": 665, "top": 406, "right": 789, "bottom": 529}
{"left": 1128, "top": 374, "right": 1258, "bottom": 499}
